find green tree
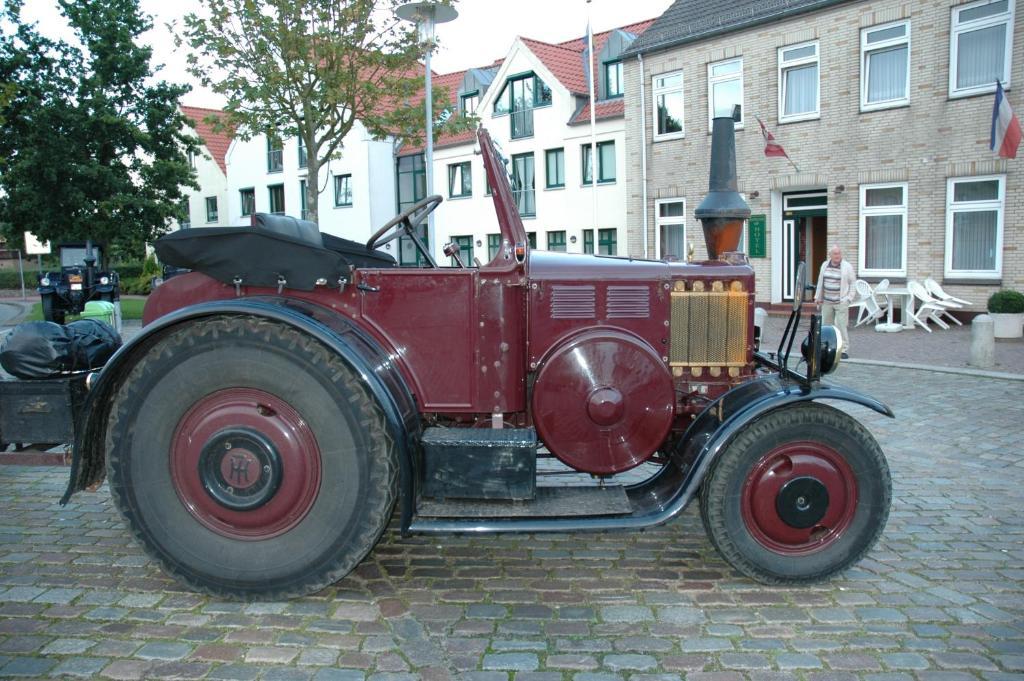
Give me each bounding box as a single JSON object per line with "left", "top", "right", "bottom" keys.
{"left": 0, "top": 0, "right": 200, "bottom": 254}
{"left": 182, "top": 0, "right": 472, "bottom": 225}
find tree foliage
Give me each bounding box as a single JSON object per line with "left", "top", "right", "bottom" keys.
{"left": 182, "top": 0, "right": 473, "bottom": 224}
{"left": 0, "top": 0, "right": 200, "bottom": 255}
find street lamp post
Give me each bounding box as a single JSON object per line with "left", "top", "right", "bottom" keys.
{"left": 395, "top": 2, "right": 458, "bottom": 263}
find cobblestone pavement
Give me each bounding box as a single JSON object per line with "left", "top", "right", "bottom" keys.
{"left": 1, "top": 364, "right": 1022, "bottom": 680}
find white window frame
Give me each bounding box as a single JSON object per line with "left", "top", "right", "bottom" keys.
{"left": 707, "top": 58, "right": 744, "bottom": 129}
{"left": 945, "top": 175, "right": 1005, "bottom": 279}
{"left": 860, "top": 21, "right": 911, "bottom": 111}
{"left": 949, "top": 0, "right": 1015, "bottom": 98}
{"left": 652, "top": 71, "right": 685, "bottom": 141}
{"left": 778, "top": 40, "right": 820, "bottom": 123}
{"left": 655, "top": 198, "right": 686, "bottom": 260}
{"left": 858, "top": 182, "right": 908, "bottom": 278}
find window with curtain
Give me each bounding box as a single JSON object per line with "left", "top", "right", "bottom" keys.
{"left": 946, "top": 176, "right": 1004, "bottom": 277}
{"left": 266, "top": 135, "right": 283, "bottom": 173}
{"left": 547, "top": 230, "right": 567, "bottom": 252}
{"left": 487, "top": 233, "right": 502, "bottom": 260}
{"left": 598, "top": 228, "right": 618, "bottom": 256}
{"left": 950, "top": 0, "right": 1015, "bottom": 97}
{"left": 451, "top": 235, "right": 473, "bottom": 267}
{"left": 652, "top": 71, "right": 684, "bottom": 139}
{"left": 604, "top": 61, "right": 623, "bottom": 98}
{"left": 862, "top": 21, "right": 910, "bottom": 110}
{"left": 511, "top": 153, "right": 535, "bottom": 217}
{"left": 778, "top": 42, "right": 819, "bottom": 121}
{"left": 656, "top": 198, "right": 686, "bottom": 261}
{"left": 268, "top": 184, "right": 285, "bottom": 215}
{"left": 297, "top": 136, "right": 308, "bottom": 169}
{"left": 334, "top": 174, "right": 352, "bottom": 207}
{"left": 859, "top": 183, "right": 907, "bottom": 276}
{"left": 545, "top": 148, "right": 564, "bottom": 188}
{"left": 582, "top": 141, "right": 616, "bottom": 184}
{"left": 583, "top": 229, "right": 594, "bottom": 254}
{"left": 708, "top": 58, "right": 743, "bottom": 128}
{"left": 239, "top": 188, "right": 255, "bottom": 217}
{"left": 205, "top": 197, "right": 218, "bottom": 223}
{"left": 448, "top": 162, "right": 472, "bottom": 198}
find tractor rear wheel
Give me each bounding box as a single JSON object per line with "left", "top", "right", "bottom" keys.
{"left": 106, "top": 316, "right": 398, "bottom": 599}
{"left": 700, "top": 402, "right": 890, "bottom": 584}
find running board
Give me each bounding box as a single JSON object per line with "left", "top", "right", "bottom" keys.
{"left": 415, "top": 485, "right": 631, "bottom": 519}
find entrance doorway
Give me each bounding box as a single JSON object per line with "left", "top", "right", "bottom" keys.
{"left": 781, "top": 190, "right": 828, "bottom": 302}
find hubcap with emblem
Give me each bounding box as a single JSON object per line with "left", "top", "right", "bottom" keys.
{"left": 170, "top": 388, "right": 321, "bottom": 540}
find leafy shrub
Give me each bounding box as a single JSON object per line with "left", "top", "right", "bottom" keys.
{"left": 987, "top": 290, "right": 1024, "bottom": 314}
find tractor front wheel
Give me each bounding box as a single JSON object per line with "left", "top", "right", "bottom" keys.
{"left": 700, "top": 402, "right": 890, "bottom": 584}
{"left": 41, "top": 294, "right": 65, "bottom": 325}
{"left": 105, "top": 316, "right": 398, "bottom": 599}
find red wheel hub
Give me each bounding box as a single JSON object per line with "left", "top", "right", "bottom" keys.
{"left": 740, "top": 441, "right": 858, "bottom": 555}
{"left": 170, "top": 388, "right": 321, "bottom": 540}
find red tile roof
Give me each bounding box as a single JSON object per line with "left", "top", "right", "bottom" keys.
{"left": 569, "top": 98, "right": 625, "bottom": 126}
{"left": 397, "top": 18, "right": 657, "bottom": 155}
{"left": 180, "top": 106, "right": 233, "bottom": 174}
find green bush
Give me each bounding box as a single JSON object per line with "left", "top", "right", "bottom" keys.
{"left": 987, "top": 290, "right": 1024, "bottom": 314}
{"left": 0, "top": 262, "right": 145, "bottom": 289}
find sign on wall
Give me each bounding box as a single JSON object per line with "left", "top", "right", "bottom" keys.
{"left": 747, "top": 215, "right": 766, "bottom": 258}
{"left": 24, "top": 232, "right": 50, "bottom": 255}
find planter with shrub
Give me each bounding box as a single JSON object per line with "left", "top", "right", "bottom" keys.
{"left": 987, "top": 289, "right": 1024, "bottom": 339}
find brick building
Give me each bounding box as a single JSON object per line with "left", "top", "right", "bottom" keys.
{"left": 623, "top": 0, "right": 1020, "bottom": 304}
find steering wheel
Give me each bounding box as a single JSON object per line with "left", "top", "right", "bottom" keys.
{"left": 366, "top": 194, "right": 443, "bottom": 252}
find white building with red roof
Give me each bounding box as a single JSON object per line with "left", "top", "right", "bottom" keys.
{"left": 178, "top": 106, "right": 231, "bottom": 229}
{"left": 393, "top": 19, "right": 654, "bottom": 265}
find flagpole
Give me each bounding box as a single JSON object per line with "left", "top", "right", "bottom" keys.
{"left": 587, "top": 0, "right": 597, "bottom": 235}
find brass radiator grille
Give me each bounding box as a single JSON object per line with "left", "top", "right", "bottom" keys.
{"left": 669, "top": 291, "right": 749, "bottom": 367}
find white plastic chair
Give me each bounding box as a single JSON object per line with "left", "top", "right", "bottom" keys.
{"left": 907, "top": 280, "right": 951, "bottom": 332}
{"left": 925, "top": 278, "right": 972, "bottom": 307}
{"left": 851, "top": 280, "right": 887, "bottom": 327}
{"left": 913, "top": 280, "right": 963, "bottom": 327}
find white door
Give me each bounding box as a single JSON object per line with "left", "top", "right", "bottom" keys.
{"left": 782, "top": 218, "right": 798, "bottom": 300}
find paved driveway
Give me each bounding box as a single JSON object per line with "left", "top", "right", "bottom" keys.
{"left": 0, "top": 364, "right": 1022, "bottom": 680}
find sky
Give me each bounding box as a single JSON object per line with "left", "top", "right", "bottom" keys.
{"left": 18, "top": 0, "right": 675, "bottom": 109}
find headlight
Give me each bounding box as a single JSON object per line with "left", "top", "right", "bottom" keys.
{"left": 40, "top": 277, "right": 50, "bottom": 287}
{"left": 100, "top": 276, "right": 110, "bottom": 285}
{"left": 801, "top": 324, "right": 842, "bottom": 376}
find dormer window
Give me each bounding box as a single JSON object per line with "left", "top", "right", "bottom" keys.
{"left": 604, "top": 60, "right": 623, "bottom": 98}
{"left": 461, "top": 90, "right": 479, "bottom": 116}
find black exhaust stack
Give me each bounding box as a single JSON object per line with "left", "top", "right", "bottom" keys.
{"left": 695, "top": 107, "right": 750, "bottom": 260}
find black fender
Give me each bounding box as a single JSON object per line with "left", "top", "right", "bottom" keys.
{"left": 668, "top": 373, "right": 892, "bottom": 503}
{"left": 61, "top": 297, "right": 422, "bottom": 530}
{"left": 409, "top": 373, "right": 892, "bottom": 535}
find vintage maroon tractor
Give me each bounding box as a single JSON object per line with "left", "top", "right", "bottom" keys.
{"left": 61, "top": 117, "right": 892, "bottom": 599}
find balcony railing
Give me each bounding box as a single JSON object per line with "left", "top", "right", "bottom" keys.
{"left": 514, "top": 188, "right": 535, "bottom": 217}
{"left": 511, "top": 108, "right": 534, "bottom": 139}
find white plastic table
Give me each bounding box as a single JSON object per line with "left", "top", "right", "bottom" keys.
{"left": 876, "top": 286, "right": 915, "bottom": 331}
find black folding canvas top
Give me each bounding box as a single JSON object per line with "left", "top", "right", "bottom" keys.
{"left": 154, "top": 213, "right": 396, "bottom": 291}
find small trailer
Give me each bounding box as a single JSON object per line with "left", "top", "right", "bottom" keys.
{"left": 46, "top": 117, "right": 890, "bottom": 599}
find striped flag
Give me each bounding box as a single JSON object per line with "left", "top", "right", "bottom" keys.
{"left": 991, "top": 80, "right": 1021, "bottom": 159}
{"left": 757, "top": 116, "right": 789, "bottom": 159}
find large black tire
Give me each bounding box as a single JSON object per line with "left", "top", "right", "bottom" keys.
{"left": 700, "top": 402, "right": 890, "bottom": 584}
{"left": 41, "top": 294, "right": 65, "bottom": 325}
{"left": 106, "top": 316, "right": 398, "bottom": 599}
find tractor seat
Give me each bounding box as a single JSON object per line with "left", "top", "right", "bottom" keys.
{"left": 154, "top": 213, "right": 396, "bottom": 292}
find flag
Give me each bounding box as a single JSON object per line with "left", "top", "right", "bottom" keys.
{"left": 990, "top": 80, "right": 1021, "bottom": 159}
{"left": 757, "top": 116, "right": 789, "bottom": 159}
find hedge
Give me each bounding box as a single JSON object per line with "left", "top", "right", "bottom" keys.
{"left": 0, "top": 262, "right": 147, "bottom": 289}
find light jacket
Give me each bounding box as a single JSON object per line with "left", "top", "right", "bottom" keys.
{"left": 814, "top": 259, "right": 856, "bottom": 305}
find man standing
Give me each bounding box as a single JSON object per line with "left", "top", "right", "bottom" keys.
{"left": 814, "top": 245, "right": 856, "bottom": 359}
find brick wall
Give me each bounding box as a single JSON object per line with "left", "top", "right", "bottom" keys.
{"left": 624, "top": 0, "right": 1022, "bottom": 305}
